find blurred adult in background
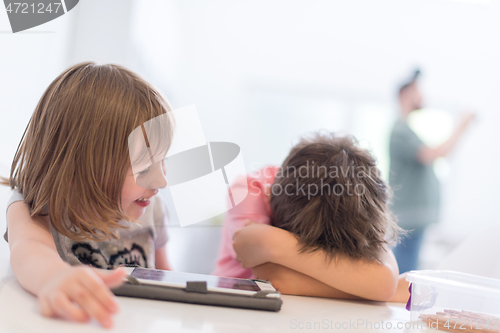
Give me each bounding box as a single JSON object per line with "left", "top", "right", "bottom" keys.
{"left": 389, "top": 70, "right": 475, "bottom": 273}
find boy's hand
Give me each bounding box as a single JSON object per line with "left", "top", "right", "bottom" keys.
{"left": 38, "top": 266, "right": 125, "bottom": 329}
{"left": 264, "top": 183, "right": 272, "bottom": 205}
{"left": 233, "top": 221, "right": 280, "bottom": 268}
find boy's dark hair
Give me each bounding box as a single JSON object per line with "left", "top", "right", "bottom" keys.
{"left": 270, "top": 132, "right": 400, "bottom": 262}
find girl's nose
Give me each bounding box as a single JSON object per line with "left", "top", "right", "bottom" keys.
{"left": 148, "top": 161, "right": 167, "bottom": 189}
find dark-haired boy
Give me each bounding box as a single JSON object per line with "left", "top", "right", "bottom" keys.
{"left": 213, "top": 133, "right": 402, "bottom": 301}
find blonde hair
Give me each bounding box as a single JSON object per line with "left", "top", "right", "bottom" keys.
{"left": 1, "top": 62, "right": 174, "bottom": 241}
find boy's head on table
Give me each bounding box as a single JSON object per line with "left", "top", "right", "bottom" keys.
{"left": 270, "top": 132, "right": 400, "bottom": 262}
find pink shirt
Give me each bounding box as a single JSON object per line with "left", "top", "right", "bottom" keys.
{"left": 212, "top": 166, "right": 280, "bottom": 279}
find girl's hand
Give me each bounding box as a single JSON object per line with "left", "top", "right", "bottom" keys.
{"left": 38, "top": 266, "right": 125, "bottom": 329}
{"left": 232, "top": 221, "right": 281, "bottom": 268}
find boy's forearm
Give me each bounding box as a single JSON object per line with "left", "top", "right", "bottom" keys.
{"left": 267, "top": 228, "right": 399, "bottom": 301}
{"left": 387, "top": 273, "right": 410, "bottom": 303}
{"left": 10, "top": 239, "right": 70, "bottom": 296}
{"left": 252, "top": 263, "right": 362, "bottom": 300}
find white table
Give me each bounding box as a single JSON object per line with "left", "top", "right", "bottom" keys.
{"left": 0, "top": 257, "right": 433, "bottom": 333}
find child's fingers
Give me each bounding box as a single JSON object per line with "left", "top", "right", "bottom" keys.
{"left": 39, "top": 295, "right": 56, "bottom": 319}
{"left": 50, "top": 292, "right": 90, "bottom": 323}
{"left": 264, "top": 184, "right": 271, "bottom": 202}
{"left": 94, "top": 268, "right": 127, "bottom": 289}
{"left": 69, "top": 284, "right": 114, "bottom": 329}
{"left": 79, "top": 271, "right": 120, "bottom": 314}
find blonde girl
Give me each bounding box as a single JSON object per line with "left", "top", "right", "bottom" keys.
{"left": 2, "top": 62, "right": 174, "bottom": 328}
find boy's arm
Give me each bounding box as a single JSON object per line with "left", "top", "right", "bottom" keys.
{"left": 233, "top": 223, "right": 399, "bottom": 301}
{"left": 387, "top": 273, "right": 410, "bottom": 303}
{"left": 7, "top": 201, "right": 125, "bottom": 328}
{"left": 252, "top": 263, "right": 362, "bottom": 300}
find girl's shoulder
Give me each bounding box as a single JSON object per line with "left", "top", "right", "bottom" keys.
{"left": 6, "top": 189, "right": 24, "bottom": 211}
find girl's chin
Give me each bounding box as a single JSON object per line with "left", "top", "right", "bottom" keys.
{"left": 126, "top": 204, "right": 147, "bottom": 219}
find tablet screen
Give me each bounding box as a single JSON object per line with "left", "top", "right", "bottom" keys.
{"left": 130, "top": 268, "right": 261, "bottom": 292}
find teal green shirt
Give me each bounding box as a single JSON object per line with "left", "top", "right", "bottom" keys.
{"left": 389, "top": 120, "right": 440, "bottom": 230}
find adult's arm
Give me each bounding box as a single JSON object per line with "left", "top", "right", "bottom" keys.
{"left": 418, "top": 113, "right": 475, "bottom": 164}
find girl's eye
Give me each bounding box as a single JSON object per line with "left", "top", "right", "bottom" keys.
{"left": 138, "top": 167, "right": 150, "bottom": 176}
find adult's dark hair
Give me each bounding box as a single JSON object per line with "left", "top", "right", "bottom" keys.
{"left": 398, "top": 69, "right": 421, "bottom": 95}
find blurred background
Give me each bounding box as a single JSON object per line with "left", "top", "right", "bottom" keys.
{"left": 1, "top": 0, "right": 499, "bottom": 274}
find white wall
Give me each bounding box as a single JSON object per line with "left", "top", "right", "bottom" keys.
{"left": 0, "top": 3, "right": 75, "bottom": 260}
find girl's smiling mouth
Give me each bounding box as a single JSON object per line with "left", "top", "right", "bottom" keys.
{"left": 135, "top": 197, "right": 152, "bottom": 207}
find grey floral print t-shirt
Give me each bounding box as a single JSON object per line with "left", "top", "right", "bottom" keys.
{"left": 4, "top": 191, "right": 168, "bottom": 269}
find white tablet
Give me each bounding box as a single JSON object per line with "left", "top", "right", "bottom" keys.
{"left": 122, "top": 267, "right": 278, "bottom": 297}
